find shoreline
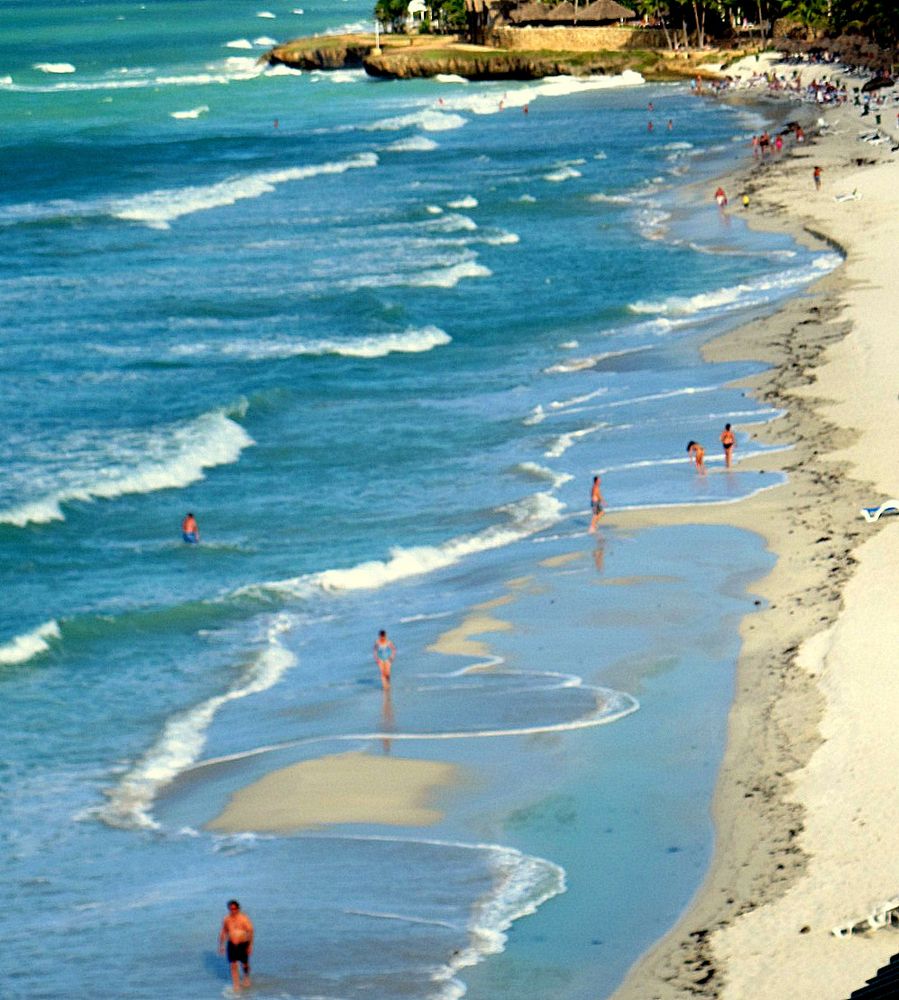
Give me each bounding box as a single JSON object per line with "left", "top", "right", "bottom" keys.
{"left": 611, "top": 71, "right": 899, "bottom": 998}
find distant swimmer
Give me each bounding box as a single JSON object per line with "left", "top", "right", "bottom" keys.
{"left": 742, "top": 193, "right": 750, "bottom": 209}
{"left": 374, "top": 629, "right": 396, "bottom": 690}
{"left": 686, "top": 440, "right": 706, "bottom": 472}
{"left": 588, "top": 475, "right": 604, "bottom": 533}
{"left": 714, "top": 186, "right": 727, "bottom": 208}
{"left": 523, "top": 103, "right": 529, "bottom": 114}
{"left": 181, "top": 512, "right": 199, "bottom": 544}
{"left": 218, "top": 899, "right": 253, "bottom": 992}
{"left": 667, "top": 118, "right": 673, "bottom": 130}
{"left": 648, "top": 120, "right": 654, "bottom": 132}
{"left": 720, "top": 423, "right": 736, "bottom": 468}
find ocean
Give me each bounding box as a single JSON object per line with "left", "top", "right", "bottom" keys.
{"left": 1, "top": 3, "right": 837, "bottom": 998}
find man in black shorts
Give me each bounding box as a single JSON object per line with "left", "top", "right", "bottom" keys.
{"left": 218, "top": 899, "right": 254, "bottom": 991}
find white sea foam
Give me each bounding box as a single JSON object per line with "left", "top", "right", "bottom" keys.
{"left": 587, "top": 193, "right": 634, "bottom": 205}
{"left": 0, "top": 75, "right": 13, "bottom": 86}
{"left": 368, "top": 109, "right": 468, "bottom": 133}
{"left": 435, "top": 74, "right": 468, "bottom": 84}
{"left": 447, "top": 195, "right": 478, "bottom": 209}
{"left": 544, "top": 423, "right": 607, "bottom": 459}
{"left": 225, "top": 38, "right": 254, "bottom": 49}
{"left": 599, "top": 384, "right": 718, "bottom": 410}
{"left": 0, "top": 621, "right": 60, "bottom": 666}
{"left": 549, "top": 387, "right": 609, "bottom": 410}
{"left": 108, "top": 152, "right": 378, "bottom": 229}
{"left": 513, "top": 463, "right": 573, "bottom": 490}
{"left": 343, "top": 257, "right": 491, "bottom": 291}
{"left": 256, "top": 10, "right": 276, "bottom": 16}
{"left": 543, "top": 166, "right": 581, "bottom": 182}
{"left": 0, "top": 404, "right": 253, "bottom": 527}
{"left": 523, "top": 405, "right": 545, "bottom": 426}
{"left": 97, "top": 615, "right": 298, "bottom": 830}
{"left": 435, "top": 847, "right": 566, "bottom": 995}
{"left": 34, "top": 62, "right": 75, "bottom": 74}
{"left": 170, "top": 105, "right": 209, "bottom": 120}
{"left": 384, "top": 135, "right": 438, "bottom": 153}
{"left": 172, "top": 326, "right": 451, "bottom": 361}
{"left": 560, "top": 340, "right": 578, "bottom": 349}
{"left": 426, "top": 204, "right": 444, "bottom": 214}
{"left": 237, "top": 492, "right": 564, "bottom": 602}
{"left": 544, "top": 345, "right": 654, "bottom": 375}
{"left": 425, "top": 212, "right": 478, "bottom": 233}
{"left": 253, "top": 36, "right": 278, "bottom": 46}
{"left": 629, "top": 254, "right": 841, "bottom": 316}
{"left": 516, "top": 194, "right": 536, "bottom": 203}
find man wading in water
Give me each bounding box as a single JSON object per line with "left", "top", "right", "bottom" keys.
{"left": 218, "top": 899, "right": 254, "bottom": 991}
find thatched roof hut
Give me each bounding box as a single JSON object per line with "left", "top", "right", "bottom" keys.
{"left": 577, "top": 0, "right": 635, "bottom": 22}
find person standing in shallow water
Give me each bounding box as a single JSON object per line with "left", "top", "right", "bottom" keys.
{"left": 218, "top": 899, "right": 253, "bottom": 991}
{"left": 720, "top": 423, "right": 736, "bottom": 468}
{"left": 181, "top": 511, "right": 199, "bottom": 543}
{"left": 588, "top": 475, "right": 604, "bottom": 533}
{"left": 374, "top": 629, "right": 396, "bottom": 690}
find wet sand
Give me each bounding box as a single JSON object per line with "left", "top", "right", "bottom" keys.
{"left": 207, "top": 750, "right": 462, "bottom": 832}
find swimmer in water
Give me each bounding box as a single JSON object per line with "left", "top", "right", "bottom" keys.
{"left": 588, "top": 475, "right": 604, "bottom": 533}
{"left": 686, "top": 441, "right": 706, "bottom": 472}
{"left": 374, "top": 629, "right": 396, "bottom": 690}
{"left": 720, "top": 423, "right": 736, "bottom": 468}
{"left": 181, "top": 512, "right": 199, "bottom": 544}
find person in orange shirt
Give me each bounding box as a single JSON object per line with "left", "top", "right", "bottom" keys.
{"left": 588, "top": 475, "right": 604, "bottom": 533}
{"left": 686, "top": 440, "right": 705, "bottom": 472}
{"left": 181, "top": 512, "right": 199, "bottom": 543}
{"left": 720, "top": 423, "right": 736, "bottom": 468}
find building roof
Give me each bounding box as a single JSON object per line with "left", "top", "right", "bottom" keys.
{"left": 541, "top": 0, "right": 577, "bottom": 20}
{"left": 577, "top": 0, "right": 636, "bottom": 21}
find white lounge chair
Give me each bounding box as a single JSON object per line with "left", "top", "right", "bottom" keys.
{"left": 860, "top": 501, "right": 899, "bottom": 522}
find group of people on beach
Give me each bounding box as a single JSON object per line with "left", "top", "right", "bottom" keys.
{"left": 589, "top": 423, "right": 737, "bottom": 533}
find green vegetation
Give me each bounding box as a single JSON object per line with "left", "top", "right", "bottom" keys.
{"left": 374, "top": 0, "right": 466, "bottom": 32}
{"left": 629, "top": 0, "right": 895, "bottom": 50}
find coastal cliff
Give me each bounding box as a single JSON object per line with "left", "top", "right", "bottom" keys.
{"left": 267, "top": 34, "right": 730, "bottom": 81}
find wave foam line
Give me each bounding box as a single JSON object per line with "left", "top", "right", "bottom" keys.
{"left": 113, "top": 152, "right": 379, "bottom": 229}
{"left": 0, "top": 620, "right": 60, "bottom": 666}
{"left": 236, "top": 491, "right": 564, "bottom": 602}
{"left": 544, "top": 423, "right": 607, "bottom": 459}
{"left": 172, "top": 325, "right": 451, "bottom": 361}
{"left": 595, "top": 443, "right": 794, "bottom": 475}
{"left": 544, "top": 344, "right": 654, "bottom": 375}
{"left": 435, "top": 845, "right": 566, "bottom": 999}
{"left": 367, "top": 109, "right": 468, "bottom": 133}
{"left": 342, "top": 257, "right": 491, "bottom": 291}
{"left": 630, "top": 253, "right": 842, "bottom": 316}
{"left": 0, "top": 154, "right": 378, "bottom": 231}
{"left": 95, "top": 615, "right": 298, "bottom": 830}
{"left": 188, "top": 681, "right": 639, "bottom": 773}
{"left": 0, "top": 404, "right": 253, "bottom": 527}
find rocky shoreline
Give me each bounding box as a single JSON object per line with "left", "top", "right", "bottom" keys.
{"left": 266, "top": 33, "right": 733, "bottom": 81}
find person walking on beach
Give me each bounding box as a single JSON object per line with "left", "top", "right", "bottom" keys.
{"left": 720, "top": 423, "right": 736, "bottom": 468}
{"left": 813, "top": 165, "right": 822, "bottom": 190}
{"left": 588, "top": 475, "right": 604, "bottom": 533}
{"left": 687, "top": 441, "right": 706, "bottom": 473}
{"left": 181, "top": 512, "right": 199, "bottom": 544}
{"left": 218, "top": 899, "right": 253, "bottom": 991}
{"left": 374, "top": 629, "right": 396, "bottom": 690}
{"left": 714, "top": 186, "right": 727, "bottom": 208}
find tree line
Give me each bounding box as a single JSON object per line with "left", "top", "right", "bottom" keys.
{"left": 373, "top": 0, "right": 895, "bottom": 51}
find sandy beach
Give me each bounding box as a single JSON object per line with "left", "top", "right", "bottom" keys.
{"left": 612, "top": 64, "right": 899, "bottom": 1000}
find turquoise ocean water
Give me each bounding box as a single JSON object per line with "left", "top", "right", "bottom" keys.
{"left": 1, "top": 3, "right": 836, "bottom": 997}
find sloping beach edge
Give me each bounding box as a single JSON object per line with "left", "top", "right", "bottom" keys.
{"left": 610, "top": 68, "right": 899, "bottom": 1000}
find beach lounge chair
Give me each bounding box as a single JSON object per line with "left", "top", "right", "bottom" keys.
{"left": 860, "top": 501, "right": 899, "bottom": 522}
